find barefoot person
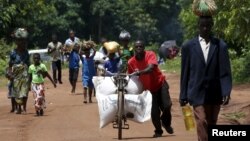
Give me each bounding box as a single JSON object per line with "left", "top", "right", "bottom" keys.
{"left": 6, "top": 28, "right": 30, "bottom": 114}
{"left": 68, "top": 43, "right": 81, "bottom": 94}
{"left": 28, "top": 53, "right": 56, "bottom": 116}
{"left": 80, "top": 41, "right": 96, "bottom": 103}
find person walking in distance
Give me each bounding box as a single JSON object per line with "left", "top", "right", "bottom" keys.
{"left": 127, "top": 39, "right": 174, "bottom": 138}
{"left": 64, "top": 30, "right": 80, "bottom": 61}
{"left": 68, "top": 43, "right": 81, "bottom": 94}
{"left": 179, "top": 16, "right": 232, "bottom": 141}
{"left": 80, "top": 41, "right": 96, "bottom": 103}
{"left": 47, "top": 34, "right": 63, "bottom": 84}
{"left": 118, "top": 30, "right": 134, "bottom": 73}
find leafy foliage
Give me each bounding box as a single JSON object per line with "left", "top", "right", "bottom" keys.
{"left": 178, "top": 0, "right": 250, "bottom": 54}
{"left": 0, "top": 38, "right": 15, "bottom": 76}
{"left": 0, "top": 0, "right": 250, "bottom": 83}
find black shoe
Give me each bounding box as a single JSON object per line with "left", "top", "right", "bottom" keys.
{"left": 36, "top": 110, "right": 40, "bottom": 116}
{"left": 126, "top": 112, "right": 134, "bottom": 118}
{"left": 153, "top": 133, "right": 162, "bottom": 138}
{"left": 10, "top": 109, "right": 15, "bottom": 113}
{"left": 163, "top": 125, "right": 174, "bottom": 134}
{"left": 58, "top": 81, "right": 63, "bottom": 84}
{"left": 40, "top": 109, "right": 44, "bottom": 116}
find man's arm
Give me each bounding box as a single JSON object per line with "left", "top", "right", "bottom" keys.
{"left": 137, "top": 64, "right": 154, "bottom": 75}
{"left": 219, "top": 40, "right": 232, "bottom": 105}
{"left": 91, "top": 47, "right": 96, "bottom": 57}
{"left": 179, "top": 43, "right": 190, "bottom": 106}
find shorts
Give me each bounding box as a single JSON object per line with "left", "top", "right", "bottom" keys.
{"left": 69, "top": 68, "right": 79, "bottom": 81}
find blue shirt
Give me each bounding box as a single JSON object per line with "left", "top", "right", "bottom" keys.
{"left": 81, "top": 55, "right": 96, "bottom": 79}
{"left": 104, "top": 57, "right": 120, "bottom": 73}
{"left": 69, "top": 51, "right": 80, "bottom": 69}
{"left": 9, "top": 49, "right": 30, "bottom": 66}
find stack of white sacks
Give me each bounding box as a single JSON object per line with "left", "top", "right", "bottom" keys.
{"left": 92, "top": 76, "right": 152, "bottom": 128}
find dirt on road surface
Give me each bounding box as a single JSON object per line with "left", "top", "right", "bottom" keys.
{"left": 0, "top": 70, "right": 249, "bottom": 141}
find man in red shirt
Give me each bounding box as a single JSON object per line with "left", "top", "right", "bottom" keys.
{"left": 128, "top": 40, "right": 174, "bottom": 138}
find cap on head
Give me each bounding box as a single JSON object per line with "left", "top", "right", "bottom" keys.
{"left": 14, "top": 28, "right": 28, "bottom": 39}
{"left": 119, "top": 30, "right": 131, "bottom": 40}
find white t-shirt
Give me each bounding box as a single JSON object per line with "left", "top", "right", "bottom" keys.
{"left": 65, "top": 37, "right": 80, "bottom": 47}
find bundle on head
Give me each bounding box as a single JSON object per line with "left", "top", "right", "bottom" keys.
{"left": 14, "top": 28, "right": 28, "bottom": 39}
{"left": 119, "top": 30, "right": 131, "bottom": 40}
{"left": 82, "top": 40, "right": 96, "bottom": 50}
{"left": 192, "top": 0, "right": 217, "bottom": 16}
{"left": 104, "top": 41, "right": 120, "bottom": 54}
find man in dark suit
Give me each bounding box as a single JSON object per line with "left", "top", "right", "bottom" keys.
{"left": 179, "top": 16, "right": 232, "bottom": 141}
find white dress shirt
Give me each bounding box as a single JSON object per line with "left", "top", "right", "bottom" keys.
{"left": 199, "top": 36, "right": 210, "bottom": 63}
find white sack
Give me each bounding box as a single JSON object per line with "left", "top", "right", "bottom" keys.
{"left": 93, "top": 51, "right": 105, "bottom": 61}
{"left": 124, "top": 91, "right": 152, "bottom": 123}
{"left": 125, "top": 76, "right": 143, "bottom": 94}
{"left": 92, "top": 76, "right": 144, "bottom": 95}
{"left": 92, "top": 76, "right": 117, "bottom": 95}
{"left": 96, "top": 90, "right": 152, "bottom": 128}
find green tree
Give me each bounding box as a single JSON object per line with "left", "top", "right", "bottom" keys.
{"left": 0, "top": 0, "right": 85, "bottom": 48}
{"left": 178, "top": 0, "right": 250, "bottom": 55}
{"left": 88, "top": 0, "right": 182, "bottom": 44}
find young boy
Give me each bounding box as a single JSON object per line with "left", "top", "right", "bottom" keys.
{"left": 28, "top": 53, "right": 56, "bottom": 116}
{"left": 80, "top": 41, "right": 96, "bottom": 103}
{"left": 68, "top": 43, "right": 80, "bottom": 94}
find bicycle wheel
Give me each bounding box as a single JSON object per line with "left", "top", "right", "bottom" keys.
{"left": 117, "top": 91, "right": 124, "bottom": 140}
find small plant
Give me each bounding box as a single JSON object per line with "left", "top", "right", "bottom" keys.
{"left": 222, "top": 112, "right": 246, "bottom": 121}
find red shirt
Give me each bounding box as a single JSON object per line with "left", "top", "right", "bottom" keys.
{"left": 128, "top": 51, "right": 165, "bottom": 92}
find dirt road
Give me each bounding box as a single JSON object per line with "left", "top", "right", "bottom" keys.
{"left": 0, "top": 70, "right": 249, "bottom": 141}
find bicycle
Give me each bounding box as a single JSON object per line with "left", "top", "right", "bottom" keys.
{"left": 111, "top": 73, "right": 132, "bottom": 140}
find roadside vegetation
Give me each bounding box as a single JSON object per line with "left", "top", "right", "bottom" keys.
{"left": 1, "top": 0, "right": 250, "bottom": 84}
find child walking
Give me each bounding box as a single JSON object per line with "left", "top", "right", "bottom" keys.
{"left": 28, "top": 53, "right": 56, "bottom": 116}
{"left": 80, "top": 41, "right": 96, "bottom": 103}
{"left": 68, "top": 43, "right": 80, "bottom": 94}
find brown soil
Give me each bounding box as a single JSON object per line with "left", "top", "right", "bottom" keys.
{"left": 0, "top": 70, "right": 249, "bottom": 141}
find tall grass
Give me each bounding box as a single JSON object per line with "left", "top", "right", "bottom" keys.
{"left": 159, "top": 56, "right": 181, "bottom": 74}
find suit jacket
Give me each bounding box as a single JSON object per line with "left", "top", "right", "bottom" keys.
{"left": 180, "top": 36, "right": 232, "bottom": 106}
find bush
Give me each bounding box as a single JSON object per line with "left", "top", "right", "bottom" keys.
{"left": 145, "top": 42, "right": 159, "bottom": 53}
{"left": 231, "top": 50, "right": 250, "bottom": 83}
{"left": 0, "top": 38, "right": 15, "bottom": 76}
